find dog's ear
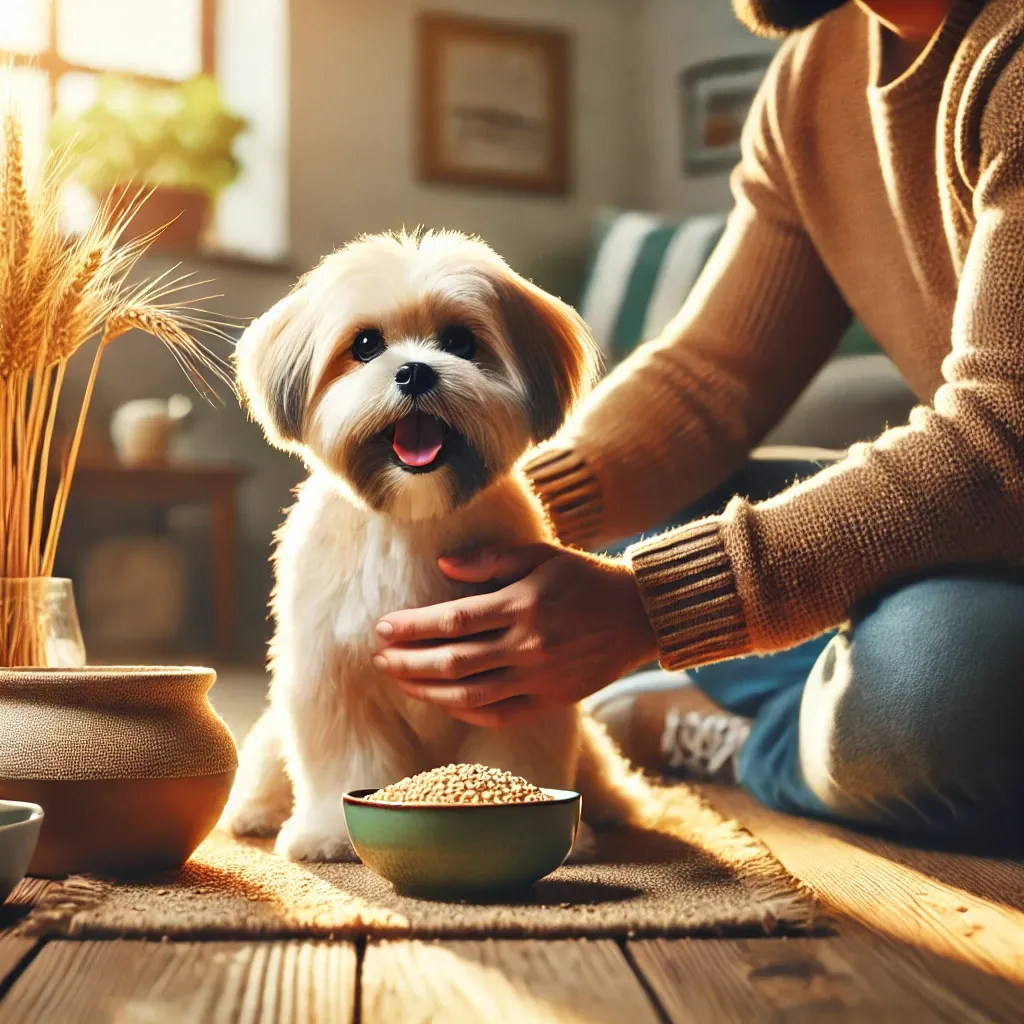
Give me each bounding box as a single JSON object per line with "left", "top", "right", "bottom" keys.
{"left": 234, "top": 292, "right": 314, "bottom": 449}
{"left": 494, "top": 272, "right": 602, "bottom": 443}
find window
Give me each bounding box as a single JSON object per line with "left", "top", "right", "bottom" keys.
{"left": 0, "top": 0, "right": 287, "bottom": 261}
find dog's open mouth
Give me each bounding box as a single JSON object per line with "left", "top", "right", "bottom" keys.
{"left": 384, "top": 411, "right": 450, "bottom": 472}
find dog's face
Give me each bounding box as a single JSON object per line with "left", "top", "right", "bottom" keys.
{"left": 236, "top": 231, "right": 600, "bottom": 520}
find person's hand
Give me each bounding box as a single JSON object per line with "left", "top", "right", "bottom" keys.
{"left": 372, "top": 544, "right": 657, "bottom": 727}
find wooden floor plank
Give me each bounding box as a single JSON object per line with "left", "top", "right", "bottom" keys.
{"left": 841, "top": 926, "right": 1024, "bottom": 1023}
{"left": 0, "top": 939, "right": 35, "bottom": 995}
{"left": 629, "top": 934, "right": 1024, "bottom": 1024}
{"left": 709, "top": 792, "right": 1024, "bottom": 912}
{"left": 0, "top": 940, "right": 357, "bottom": 1024}
{"left": 362, "top": 939, "right": 662, "bottom": 1024}
{"left": 0, "top": 877, "right": 55, "bottom": 995}
{"left": 703, "top": 785, "right": 1024, "bottom": 984}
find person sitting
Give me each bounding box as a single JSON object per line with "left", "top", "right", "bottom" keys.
{"left": 373, "top": 0, "right": 1024, "bottom": 845}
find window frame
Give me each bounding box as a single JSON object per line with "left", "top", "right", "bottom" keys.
{"left": 1, "top": 0, "right": 291, "bottom": 265}
{"left": 0, "top": 0, "right": 217, "bottom": 110}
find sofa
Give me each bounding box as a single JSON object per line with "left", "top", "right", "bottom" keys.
{"left": 577, "top": 210, "right": 917, "bottom": 452}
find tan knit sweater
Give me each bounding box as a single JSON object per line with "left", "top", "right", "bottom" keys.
{"left": 526, "top": 0, "right": 1024, "bottom": 670}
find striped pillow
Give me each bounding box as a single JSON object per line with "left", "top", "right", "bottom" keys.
{"left": 578, "top": 209, "right": 878, "bottom": 367}
{"left": 579, "top": 210, "right": 726, "bottom": 365}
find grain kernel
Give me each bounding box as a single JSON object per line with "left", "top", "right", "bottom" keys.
{"left": 370, "top": 764, "right": 553, "bottom": 805}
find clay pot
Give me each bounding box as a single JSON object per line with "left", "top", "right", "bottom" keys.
{"left": 105, "top": 185, "right": 211, "bottom": 253}
{"left": 0, "top": 667, "right": 237, "bottom": 877}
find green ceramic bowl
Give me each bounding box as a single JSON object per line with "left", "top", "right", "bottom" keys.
{"left": 343, "top": 788, "right": 581, "bottom": 900}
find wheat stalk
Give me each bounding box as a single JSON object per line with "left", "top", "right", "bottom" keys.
{"left": 0, "top": 109, "right": 233, "bottom": 666}
{"left": 1, "top": 116, "right": 33, "bottom": 337}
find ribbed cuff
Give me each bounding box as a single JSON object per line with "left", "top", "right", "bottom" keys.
{"left": 627, "top": 518, "right": 751, "bottom": 670}
{"left": 523, "top": 446, "right": 604, "bottom": 548}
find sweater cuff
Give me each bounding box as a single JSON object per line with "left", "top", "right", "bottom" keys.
{"left": 627, "top": 518, "right": 752, "bottom": 670}
{"left": 523, "top": 446, "right": 604, "bottom": 548}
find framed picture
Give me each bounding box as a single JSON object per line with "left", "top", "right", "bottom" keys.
{"left": 679, "top": 54, "right": 772, "bottom": 175}
{"left": 417, "top": 13, "right": 570, "bottom": 194}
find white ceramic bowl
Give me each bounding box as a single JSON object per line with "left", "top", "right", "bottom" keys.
{"left": 0, "top": 801, "right": 43, "bottom": 902}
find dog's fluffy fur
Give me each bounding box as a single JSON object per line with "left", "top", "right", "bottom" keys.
{"left": 225, "top": 230, "right": 646, "bottom": 862}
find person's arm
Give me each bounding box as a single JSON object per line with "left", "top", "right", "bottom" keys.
{"left": 623, "top": 38, "right": 1024, "bottom": 670}
{"left": 371, "top": 36, "right": 1024, "bottom": 722}
{"left": 525, "top": 45, "right": 851, "bottom": 550}
{"left": 370, "top": 44, "right": 855, "bottom": 720}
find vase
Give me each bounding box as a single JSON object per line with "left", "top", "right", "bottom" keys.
{"left": 0, "top": 578, "right": 87, "bottom": 669}
{"left": 110, "top": 394, "right": 193, "bottom": 466}
{"left": 0, "top": 666, "right": 238, "bottom": 877}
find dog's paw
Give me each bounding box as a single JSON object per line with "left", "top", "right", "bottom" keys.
{"left": 565, "top": 821, "right": 598, "bottom": 864}
{"left": 222, "top": 798, "right": 289, "bottom": 838}
{"left": 275, "top": 817, "right": 358, "bottom": 862}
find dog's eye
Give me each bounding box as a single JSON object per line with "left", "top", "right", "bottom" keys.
{"left": 353, "top": 329, "right": 386, "bottom": 362}
{"left": 439, "top": 325, "right": 476, "bottom": 360}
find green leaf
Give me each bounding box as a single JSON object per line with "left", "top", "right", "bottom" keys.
{"left": 49, "top": 73, "right": 250, "bottom": 197}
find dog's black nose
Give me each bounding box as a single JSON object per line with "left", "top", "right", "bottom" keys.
{"left": 394, "top": 362, "right": 437, "bottom": 397}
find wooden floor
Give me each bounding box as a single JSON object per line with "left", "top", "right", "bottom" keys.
{"left": 0, "top": 672, "right": 1021, "bottom": 1022}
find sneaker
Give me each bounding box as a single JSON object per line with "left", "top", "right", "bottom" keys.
{"left": 661, "top": 708, "right": 751, "bottom": 783}
{"left": 587, "top": 671, "right": 736, "bottom": 773}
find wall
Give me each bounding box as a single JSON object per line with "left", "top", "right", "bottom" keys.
{"left": 290, "top": 0, "right": 644, "bottom": 293}
{"left": 638, "top": 0, "right": 775, "bottom": 216}
{"left": 71, "top": 0, "right": 645, "bottom": 659}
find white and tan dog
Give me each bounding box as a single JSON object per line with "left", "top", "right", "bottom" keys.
{"left": 225, "top": 230, "right": 643, "bottom": 862}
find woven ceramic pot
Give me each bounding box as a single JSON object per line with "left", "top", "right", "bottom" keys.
{"left": 0, "top": 667, "right": 237, "bottom": 877}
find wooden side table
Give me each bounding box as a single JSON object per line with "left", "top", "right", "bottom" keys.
{"left": 70, "top": 463, "right": 247, "bottom": 661}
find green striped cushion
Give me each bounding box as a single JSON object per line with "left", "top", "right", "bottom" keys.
{"left": 579, "top": 211, "right": 726, "bottom": 364}
{"left": 578, "top": 209, "right": 879, "bottom": 367}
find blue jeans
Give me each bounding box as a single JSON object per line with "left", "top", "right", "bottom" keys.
{"left": 605, "top": 453, "right": 1024, "bottom": 845}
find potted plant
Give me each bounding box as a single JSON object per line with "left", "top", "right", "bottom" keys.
{"left": 50, "top": 73, "right": 248, "bottom": 253}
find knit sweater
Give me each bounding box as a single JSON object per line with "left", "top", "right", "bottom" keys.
{"left": 525, "top": 0, "right": 1024, "bottom": 670}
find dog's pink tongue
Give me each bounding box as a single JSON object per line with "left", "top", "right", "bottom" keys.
{"left": 393, "top": 412, "right": 444, "bottom": 467}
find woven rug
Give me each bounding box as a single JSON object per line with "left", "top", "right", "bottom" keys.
{"left": 17, "top": 783, "right": 819, "bottom": 940}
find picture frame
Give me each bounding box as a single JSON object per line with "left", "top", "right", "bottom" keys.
{"left": 679, "top": 54, "right": 772, "bottom": 176}
{"left": 417, "top": 13, "right": 570, "bottom": 195}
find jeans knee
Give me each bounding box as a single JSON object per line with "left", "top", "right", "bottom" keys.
{"left": 799, "top": 572, "right": 1024, "bottom": 830}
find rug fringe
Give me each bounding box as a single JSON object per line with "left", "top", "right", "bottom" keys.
{"left": 12, "top": 875, "right": 112, "bottom": 938}
{"left": 647, "top": 782, "right": 823, "bottom": 933}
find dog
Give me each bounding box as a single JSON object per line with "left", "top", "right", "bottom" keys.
{"left": 225, "top": 229, "right": 646, "bottom": 862}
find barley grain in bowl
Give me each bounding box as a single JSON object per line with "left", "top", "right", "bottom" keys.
{"left": 370, "top": 764, "right": 556, "bottom": 806}
{"left": 344, "top": 764, "right": 580, "bottom": 900}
